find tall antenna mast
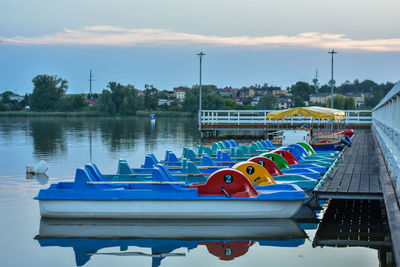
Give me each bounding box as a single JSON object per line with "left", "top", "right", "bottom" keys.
{"left": 312, "top": 69, "right": 319, "bottom": 93}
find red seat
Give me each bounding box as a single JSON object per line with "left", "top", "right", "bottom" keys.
{"left": 248, "top": 156, "right": 283, "bottom": 176}
{"left": 273, "top": 150, "right": 299, "bottom": 165}
{"left": 187, "top": 169, "right": 258, "bottom": 198}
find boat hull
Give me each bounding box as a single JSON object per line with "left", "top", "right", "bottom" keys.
{"left": 39, "top": 199, "right": 304, "bottom": 219}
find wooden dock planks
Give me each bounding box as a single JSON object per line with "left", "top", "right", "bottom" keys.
{"left": 314, "top": 129, "right": 383, "bottom": 199}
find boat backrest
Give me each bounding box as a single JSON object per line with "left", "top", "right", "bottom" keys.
{"left": 235, "top": 147, "right": 246, "bottom": 157}
{"left": 223, "top": 140, "right": 231, "bottom": 148}
{"left": 184, "top": 148, "right": 197, "bottom": 160}
{"left": 248, "top": 156, "right": 284, "bottom": 176}
{"left": 211, "top": 143, "right": 219, "bottom": 152}
{"left": 280, "top": 147, "right": 304, "bottom": 161}
{"left": 230, "top": 140, "right": 238, "bottom": 147}
{"left": 187, "top": 169, "right": 259, "bottom": 198}
{"left": 218, "top": 141, "right": 227, "bottom": 149}
{"left": 141, "top": 154, "right": 158, "bottom": 168}
{"left": 288, "top": 144, "right": 310, "bottom": 158}
{"left": 184, "top": 161, "right": 201, "bottom": 174}
{"left": 220, "top": 151, "right": 233, "bottom": 162}
{"left": 233, "top": 162, "right": 276, "bottom": 186}
{"left": 154, "top": 164, "right": 177, "bottom": 183}
{"left": 91, "top": 163, "right": 107, "bottom": 179}
{"left": 165, "top": 151, "right": 180, "bottom": 166}
{"left": 118, "top": 159, "right": 134, "bottom": 174}
{"left": 201, "top": 154, "right": 216, "bottom": 166}
{"left": 297, "top": 142, "right": 316, "bottom": 155}
{"left": 273, "top": 150, "right": 299, "bottom": 165}
{"left": 260, "top": 153, "right": 291, "bottom": 170}
{"left": 74, "top": 166, "right": 124, "bottom": 190}
{"left": 263, "top": 140, "right": 274, "bottom": 148}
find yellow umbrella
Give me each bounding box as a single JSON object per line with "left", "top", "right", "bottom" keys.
{"left": 267, "top": 106, "right": 345, "bottom": 121}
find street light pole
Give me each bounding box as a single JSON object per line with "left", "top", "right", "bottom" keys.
{"left": 196, "top": 52, "right": 205, "bottom": 131}
{"left": 328, "top": 50, "right": 337, "bottom": 130}
{"left": 197, "top": 52, "right": 205, "bottom": 110}
{"left": 328, "top": 50, "right": 337, "bottom": 109}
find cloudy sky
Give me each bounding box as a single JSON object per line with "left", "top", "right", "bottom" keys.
{"left": 0, "top": 0, "right": 399, "bottom": 94}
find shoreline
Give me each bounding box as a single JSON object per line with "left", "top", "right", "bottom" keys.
{"left": 0, "top": 110, "right": 195, "bottom": 118}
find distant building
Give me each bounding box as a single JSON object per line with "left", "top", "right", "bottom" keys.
{"left": 8, "top": 94, "right": 24, "bottom": 102}
{"left": 85, "top": 98, "right": 99, "bottom": 106}
{"left": 277, "top": 97, "right": 292, "bottom": 109}
{"left": 219, "top": 87, "right": 235, "bottom": 98}
{"left": 341, "top": 93, "right": 365, "bottom": 106}
{"left": 158, "top": 99, "right": 172, "bottom": 106}
{"left": 232, "top": 97, "right": 247, "bottom": 105}
{"left": 310, "top": 93, "right": 330, "bottom": 104}
{"left": 173, "top": 87, "right": 186, "bottom": 101}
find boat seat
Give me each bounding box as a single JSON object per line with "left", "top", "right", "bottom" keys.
{"left": 248, "top": 156, "right": 284, "bottom": 176}
{"left": 260, "top": 153, "right": 292, "bottom": 170}
{"left": 141, "top": 154, "right": 158, "bottom": 168}
{"left": 201, "top": 154, "right": 216, "bottom": 166}
{"left": 232, "top": 162, "right": 276, "bottom": 186}
{"left": 188, "top": 169, "right": 259, "bottom": 198}
{"left": 272, "top": 150, "right": 299, "bottom": 165}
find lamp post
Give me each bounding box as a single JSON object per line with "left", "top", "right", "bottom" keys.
{"left": 197, "top": 52, "right": 205, "bottom": 129}
{"left": 328, "top": 50, "right": 337, "bottom": 109}
{"left": 328, "top": 50, "right": 337, "bottom": 130}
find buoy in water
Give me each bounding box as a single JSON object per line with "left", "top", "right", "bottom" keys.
{"left": 26, "top": 160, "right": 49, "bottom": 174}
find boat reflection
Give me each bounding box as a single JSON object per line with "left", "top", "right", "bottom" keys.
{"left": 36, "top": 218, "right": 309, "bottom": 266}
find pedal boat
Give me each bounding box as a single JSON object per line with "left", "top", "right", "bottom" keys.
{"left": 35, "top": 164, "right": 306, "bottom": 219}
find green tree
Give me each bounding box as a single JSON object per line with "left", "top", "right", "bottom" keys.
{"left": 365, "top": 91, "right": 385, "bottom": 108}
{"left": 344, "top": 97, "right": 355, "bottom": 110}
{"left": 60, "top": 94, "right": 88, "bottom": 111}
{"left": 144, "top": 84, "right": 158, "bottom": 110}
{"left": 293, "top": 95, "right": 305, "bottom": 107}
{"left": 95, "top": 89, "right": 116, "bottom": 115}
{"left": 30, "top": 75, "right": 68, "bottom": 111}
{"left": 326, "top": 95, "right": 345, "bottom": 109}
{"left": 256, "top": 93, "right": 276, "bottom": 109}
{"left": 290, "top": 81, "right": 314, "bottom": 102}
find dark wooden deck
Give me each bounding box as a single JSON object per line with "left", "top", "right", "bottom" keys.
{"left": 314, "top": 129, "right": 383, "bottom": 200}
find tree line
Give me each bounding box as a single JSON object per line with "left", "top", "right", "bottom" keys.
{"left": 0, "top": 74, "right": 395, "bottom": 114}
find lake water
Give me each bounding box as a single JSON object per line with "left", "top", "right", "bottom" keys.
{"left": 0, "top": 117, "right": 389, "bottom": 267}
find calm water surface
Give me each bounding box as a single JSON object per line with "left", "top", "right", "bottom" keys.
{"left": 0, "top": 117, "right": 381, "bottom": 267}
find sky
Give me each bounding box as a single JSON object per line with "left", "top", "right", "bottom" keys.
{"left": 0, "top": 0, "right": 399, "bottom": 94}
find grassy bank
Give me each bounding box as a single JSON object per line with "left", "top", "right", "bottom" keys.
{"left": 0, "top": 111, "right": 110, "bottom": 117}
{"left": 0, "top": 110, "right": 195, "bottom": 118}
{"left": 135, "top": 110, "right": 194, "bottom": 117}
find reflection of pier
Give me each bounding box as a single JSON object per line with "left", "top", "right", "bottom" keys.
{"left": 313, "top": 199, "right": 394, "bottom": 266}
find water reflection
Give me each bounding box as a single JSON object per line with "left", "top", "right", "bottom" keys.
{"left": 26, "top": 173, "right": 49, "bottom": 185}
{"left": 36, "top": 218, "right": 307, "bottom": 266}
{"left": 7, "top": 117, "right": 200, "bottom": 161}
{"left": 30, "top": 119, "right": 67, "bottom": 157}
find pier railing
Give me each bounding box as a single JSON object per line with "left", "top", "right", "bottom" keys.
{"left": 372, "top": 81, "right": 400, "bottom": 200}
{"left": 199, "top": 109, "right": 372, "bottom": 129}
{"left": 371, "top": 80, "right": 400, "bottom": 265}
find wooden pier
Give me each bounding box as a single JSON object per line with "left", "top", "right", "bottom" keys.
{"left": 314, "top": 129, "right": 383, "bottom": 200}
{"left": 314, "top": 128, "right": 400, "bottom": 266}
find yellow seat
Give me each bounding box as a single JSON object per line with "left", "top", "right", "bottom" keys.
{"left": 232, "top": 162, "right": 276, "bottom": 186}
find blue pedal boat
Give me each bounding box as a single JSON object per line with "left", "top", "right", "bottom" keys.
{"left": 35, "top": 164, "right": 306, "bottom": 219}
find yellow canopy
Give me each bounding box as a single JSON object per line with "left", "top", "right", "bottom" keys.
{"left": 267, "top": 106, "right": 345, "bottom": 121}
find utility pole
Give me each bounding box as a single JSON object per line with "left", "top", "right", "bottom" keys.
{"left": 196, "top": 52, "right": 205, "bottom": 110}
{"left": 89, "top": 70, "right": 93, "bottom": 96}
{"left": 328, "top": 50, "right": 337, "bottom": 109}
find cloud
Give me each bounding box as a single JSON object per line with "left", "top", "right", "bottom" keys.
{"left": 2, "top": 26, "right": 400, "bottom": 51}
